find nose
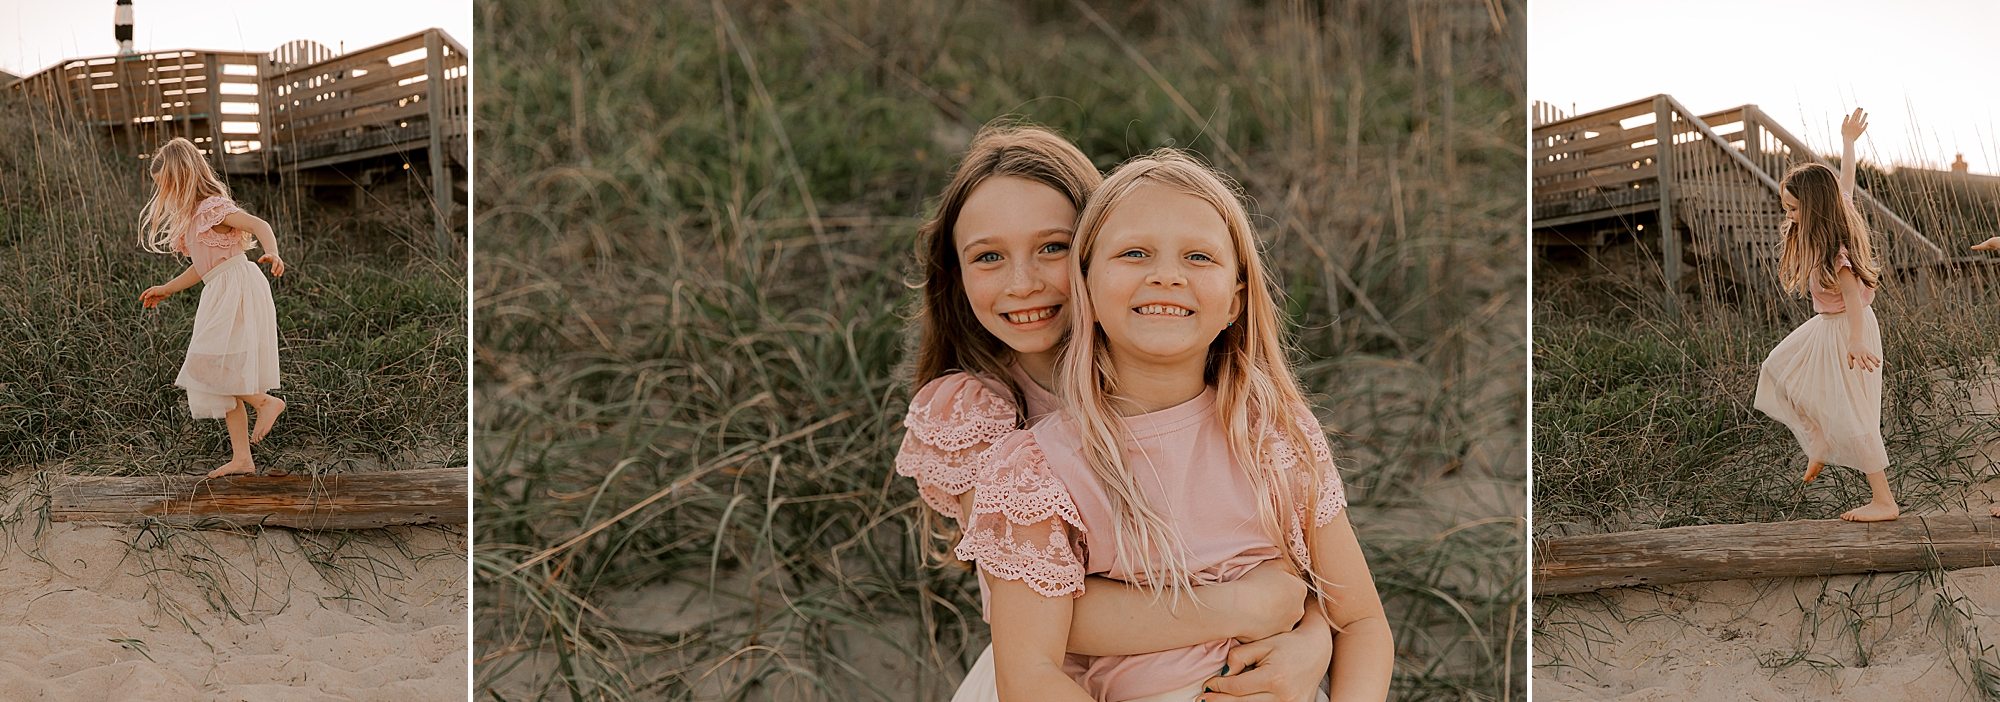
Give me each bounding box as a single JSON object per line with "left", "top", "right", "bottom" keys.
{"left": 1145, "top": 259, "right": 1186, "bottom": 287}
{"left": 1002, "top": 259, "right": 1044, "bottom": 297}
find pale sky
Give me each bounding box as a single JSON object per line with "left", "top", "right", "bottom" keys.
{"left": 1, "top": 0, "right": 469, "bottom": 78}
{"left": 1531, "top": 0, "right": 1999, "bottom": 174}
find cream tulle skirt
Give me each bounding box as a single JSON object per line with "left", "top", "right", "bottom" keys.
{"left": 175, "top": 255, "right": 280, "bottom": 418}
{"left": 1753, "top": 307, "right": 1887, "bottom": 474}
{"left": 950, "top": 645, "right": 1328, "bottom": 702}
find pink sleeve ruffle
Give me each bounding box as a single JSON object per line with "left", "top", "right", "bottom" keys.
{"left": 189, "top": 196, "right": 246, "bottom": 249}
{"left": 894, "top": 373, "right": 1019, "bottom": 520}
{"left": 953, "top": 431, "right": 1087, "bottom": 598}
{"left": 1270, "top": 403, "right": 1346, "bottom": 570}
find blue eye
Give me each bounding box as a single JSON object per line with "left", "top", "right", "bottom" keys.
{"left": 1041, "top": 242, "right": 1070, "bottom": 255}
{"left": 973, "top": 252, "right": 1001, "bottom": 263}
{"left": 1119, "top": 249, "right": 1148, "bottom": 259}
{"left": 1188, "top": 252, "right": 1213, "bottom": 262}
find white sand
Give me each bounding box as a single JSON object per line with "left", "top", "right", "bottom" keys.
{"left": 0, "top": 473, "right": 468, "bottom": 701}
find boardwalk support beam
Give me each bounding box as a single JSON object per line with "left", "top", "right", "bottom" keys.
{"left": 1652, "top": 94, "right": 1680, "bottom": 318}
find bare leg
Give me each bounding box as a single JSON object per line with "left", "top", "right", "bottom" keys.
{"left": 207, "top": 399, "right": 257, "bottom": 478}
{"left": 1840, "top": 469, "right": 1899, "bottom": 522}
{"left": 1802, "top": 459, "right": 1824, "bottom": 482}
{"left": 243, "top": 393, "right": 285, "bottom": 444}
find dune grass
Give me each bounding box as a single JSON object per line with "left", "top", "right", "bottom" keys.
{"left": 0, "top": 97, "right": 468, "bottom": 475}
{"left": 473, "top": 0, "right": 1526, "bottom": 699}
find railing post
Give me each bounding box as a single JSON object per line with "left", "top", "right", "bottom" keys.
{"left": 1653, "top": 95, "right": 1681, "bottom": 318}
{"left": 1742, "top": 106, "right": 1761, "bottom": 174}
{"left": 424, "top": 30, "right": 452, "bottom": 256}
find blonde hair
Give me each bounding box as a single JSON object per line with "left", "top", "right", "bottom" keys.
{"left": 140, "top": 138, "right": 240, "bottom": 254}
{"left": 1778, "top": 162, "right": 1881, "bottom": 295}
{"left": 1059, "top": 149, "right": 1325, "bottom": 596}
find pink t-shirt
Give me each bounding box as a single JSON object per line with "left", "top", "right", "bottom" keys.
{"left": 956, "top": 388, "right": 1347, "bottom": 702}
{"left": 171, "top": 196, "right": 249, "bottom": 278}
{"left": 1809, "top": 248, "right": 1875, "bottom": 314}
{"left": 894, "top": 363, "right": 1058, "bottom": 520}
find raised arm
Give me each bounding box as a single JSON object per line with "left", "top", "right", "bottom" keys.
{"left": 1840, "top": 108, "right": 1868, "bottom": 203}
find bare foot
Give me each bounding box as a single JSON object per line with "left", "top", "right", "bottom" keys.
{"left": 248, "top": 396, "right": 286, "bottom": 444}
{"left": 1840, "top": 501, "right": 1900, "bottom": 522}
{"left": 1802, "top": 460, "right": 1825, "bottom": 482}
{"left": 206, "top": 458, "right": 256, "bottom": 479}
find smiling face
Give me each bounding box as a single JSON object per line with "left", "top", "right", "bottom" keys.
{"left": 955, "top": 176, "right": 1078, "bottom": 357}
{"left": 1085, "top": 183, "right": 1243, "bottom": 372}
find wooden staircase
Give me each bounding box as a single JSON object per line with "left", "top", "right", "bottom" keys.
{"left": 1533, "top": 95, "right": 1944, "bottom": 316}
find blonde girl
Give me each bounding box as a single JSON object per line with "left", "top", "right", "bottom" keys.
{"left": 1754, "top": 108, "right": 1898, "bottom": 521}
{"left": 896, "top": 126, "right": 1335, "bottom": 701}
{"left": 138, "top": 138, "right": 287, "bottom": 479}
{"left": 956, "top": 150, "right": 1392, "bottom": 702}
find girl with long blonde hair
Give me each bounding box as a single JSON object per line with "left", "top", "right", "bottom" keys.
{"left": 956, "top": 150, "right": 1391, "bottom": 702}
{"left": 1754, "top": 108, "right": 1898, "bottom": 521}
{"left": 895, "top": 125, "right": 1335, "bottom": 701}
{"left": 138, "top": 137, "right": 288, "bottom": 478}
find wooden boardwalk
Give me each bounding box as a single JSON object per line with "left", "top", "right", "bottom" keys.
{"left": 6, "top": 28, "right": 467, "bottom": 252}
{"left": 1532, "top": 95, "right": 1945, "bottom": 317}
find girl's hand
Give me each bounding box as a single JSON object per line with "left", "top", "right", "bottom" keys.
{"left": 141, "top": 286, "right": 171, "bottom": 308}
{"left": 1228, "top": 560, "right": 1308, "bottom": 643}
{"left": 1973, "top": 236, "right": 2000, "bottom": 252}
{"left": 1841, "top": 108, "right": 1869, "bottom": 142}
{"left": 1847, "top": 342, "right": 1882, "bottom": 372}
{"left": 1202, "top": 621, "right": 1333, "bottom": 702}
{"left": 259, "top": 253, "right": 286, "bottom": 277}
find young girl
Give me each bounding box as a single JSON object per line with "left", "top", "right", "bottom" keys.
{"left": 1754, "top": 109, "right": 1898, "bottom": 522}
{"left": 138, "top": 138, "right": 288, "bottom": 479}
{"left": 896, "top": 126, "right": 1334, "bottom": 701}
{"left": 955, "top": 150, "right": 1392, "bottom": 702}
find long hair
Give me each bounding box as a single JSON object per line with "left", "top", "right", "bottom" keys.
{"left": 1059, "top": 149, "right": 1324, "bottom": 596}
{"left": 1778, "top": 162, "right": 1881, "bottom": 295}
{"left": 139, "top": 138, "right": 236, "bottom": 254}
{"left": 909, "top": 121, "right": 1101, "bottom": 417}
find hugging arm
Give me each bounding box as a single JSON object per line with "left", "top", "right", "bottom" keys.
{"left": 986, "top": 574, "right": 1096, "bottom": 702}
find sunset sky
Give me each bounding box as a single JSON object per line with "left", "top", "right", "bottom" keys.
{"left": 1, "top": 1, "right": 469, "bottom": 78}
{"left": 1532, "top": 0, "right": 1998, "bottom": 174}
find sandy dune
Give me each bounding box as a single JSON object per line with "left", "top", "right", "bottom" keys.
{"left": 0, "top": 473, "right": 467, "bottom": 701}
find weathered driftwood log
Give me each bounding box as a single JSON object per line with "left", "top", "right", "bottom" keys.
{"left": 49, "top": 468, "right": 467, "bottom": 530}
{"left": 1536, "top": 514, "right": 2000, "bottom": 596}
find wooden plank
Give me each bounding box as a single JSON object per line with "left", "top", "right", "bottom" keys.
{"left": 1534, "top": 162, "right": 1658, "bottom": 197}
{"left": 1531, "top": 95, "right": 1659, "bottom": 139}
{"left": 1533, "top": 142, "right": 1654, "bottom": 179}
{"left": 1535, "top": 513, "right": 2000, "bottom": 596}
{"left": 50, "top": 468, "right": 467, "bottom": 530}
{"left": 1537, "top": 123, "right": 1656, "bottom": 161}
{"left": 278, "top": 100, "right": 432, "bottom": 141}
{"left": 1655, "top": 96, "right": 1681, "bottom": 317}
{"left": 426, "top": 29, "right": 451, "bottom": 255}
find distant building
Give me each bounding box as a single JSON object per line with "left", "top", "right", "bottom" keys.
{"left": 1953, "top": 153, "right": 1970, "bottom": 174}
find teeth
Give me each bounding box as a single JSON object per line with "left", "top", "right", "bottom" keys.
{"left": 1135, "top": 304, "right": 1193, "bottom": 317}
{"left": 1004, "top": 307, "right": 1056, "bottom": 324}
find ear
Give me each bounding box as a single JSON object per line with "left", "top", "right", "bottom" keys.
{"left": 1228, "top": 281, "right": 1246, "bottom": 324}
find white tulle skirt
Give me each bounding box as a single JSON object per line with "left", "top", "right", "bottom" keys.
{"left": 949, "top": 644, "right": 1327, "bottom": 702}
{"left": 175, "top": 255, "right": 281, "bottom": 418}
{"left": 1753, "top": 306, "right": 1888, "bottom": 474}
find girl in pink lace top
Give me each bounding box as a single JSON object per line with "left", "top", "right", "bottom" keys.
{"left": 138, "top": 138, "right": 289, "bottom": 479}
{"left": 896, "top": 126, "right": 1333, "bottom": 702}
{"left": 1754, "top": 109, "right": 1899, "bottom": 523}
{"left": 957, "top": 151, "right": 1391, "bottom": 702}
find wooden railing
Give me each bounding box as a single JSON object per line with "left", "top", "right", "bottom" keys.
{"left": 263, "top": 28, "right": 468, "bottom": 174}
{"left": 7, "top": 49, "right": 267, "bottom": 173}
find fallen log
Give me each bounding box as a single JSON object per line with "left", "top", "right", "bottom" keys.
{"left": 1535, "top": 513, "right": 2000, "bottom": 596}
{"left": 49, "top": 468, "right": 467, "bottom": 530}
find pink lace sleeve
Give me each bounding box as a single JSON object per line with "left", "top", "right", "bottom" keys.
{"left": 1271, "top": 403, "right": 1346, "bottom": 569}
{"left": 1834, "top": 247, "right": 1853, "bottom": 272}
{"left": 894, "top": 374, "right": 1018, "bottom": 520}
{"left": 189, "top": 196, "right": 246, "bottom": 249}
{"left": 953, "top": 432, "right": 1087, "bottom": 598}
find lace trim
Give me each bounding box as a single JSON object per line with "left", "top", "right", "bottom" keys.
{"left": 894, "top": 374, "right": 1019, "bottom": 520}
{"left": 188, "top": 197, "right": 245, "bottom": 249}
{"left": 1267, "top": 404, "right": 1346, "bottom": 569}
{"left": 953, "top": 434, "right": 1088, "bottom": 597}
